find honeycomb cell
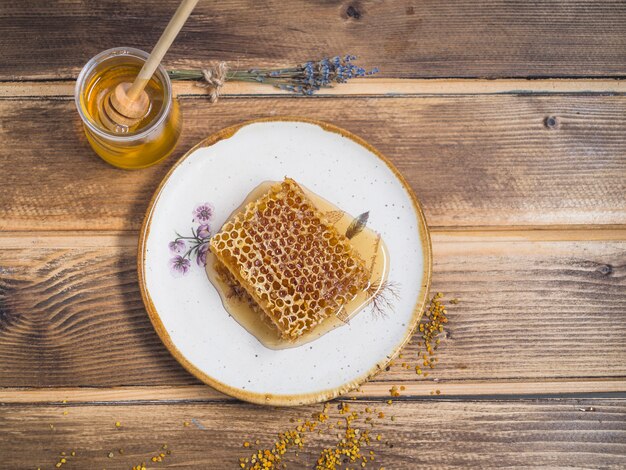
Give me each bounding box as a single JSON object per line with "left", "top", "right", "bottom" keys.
{"left": 209, "top": 178, "right": 368, "bottom": 340}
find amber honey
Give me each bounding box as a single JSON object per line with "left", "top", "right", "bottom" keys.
{"left": 206, "top": 181, "right": 390, "bottom": 350}
{"left": 75, "top": 47, "right": 182, "bottom": 169}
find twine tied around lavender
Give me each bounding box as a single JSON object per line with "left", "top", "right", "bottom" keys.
{"left": 169, "top": 55, "right": 379, "bottom": 101}
{"left": 198, "top": 61, "right": 228, "bottom": 103}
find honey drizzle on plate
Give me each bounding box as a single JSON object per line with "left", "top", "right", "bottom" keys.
{"left": 206, "top": 182, "right": 390, "bottom": 350}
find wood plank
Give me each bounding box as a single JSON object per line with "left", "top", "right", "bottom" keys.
{"left": 1, "top": 1, "right": 626, "bottom": 80}
{"left": 0, "top": 237, "right": 624, "bottom": 388}
{"left": 2, "top": 78, "right": 626, "bottom": 98}
{"left": 1, "top": 95, "right": 625, "bottom": 231}
{"left": 2, "top": 379, "right": 626, "bottom": 405}
{"left": 432, "top": 227, "right": 626, "bottom": 242}
{"left": 2, "top": 227, "right": 626, "bottom": 249}
{"left": 0, "top": 399, "right": 624, "bottom": 469}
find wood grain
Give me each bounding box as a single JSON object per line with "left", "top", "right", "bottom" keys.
{"left": 3, "top": 78, "right": 626, "bottom": 98}
{"left": 3, "top": 380, "right": 626, "bottom": 405}
{"left": 1, "top": 1, "right": 626, "bottom": 80}
{"left": 0, "top": 235, "right": 624, "bottom": 388}
{"left": 1, "top": 95, "right": 625, "bottom": 231}
{"left": 0, "top": 399, "right": 624, "bottom": 469}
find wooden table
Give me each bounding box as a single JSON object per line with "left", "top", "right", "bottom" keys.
{"left": 1, "top": 2, "right": 625, "bottom": 468}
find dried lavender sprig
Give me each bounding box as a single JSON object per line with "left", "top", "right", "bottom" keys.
{"left": 168, "top": 55, "right": 379, "bottom": 95}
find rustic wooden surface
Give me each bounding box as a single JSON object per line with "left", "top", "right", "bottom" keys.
{"left": 2, "top": 96, "right": 626, "bottom": 231}
{"left": 1, "top": 1, "right": 626, "bottom": 469}
{"left": 2, "top": 1, "right": 626, "bottom": 79}
{"left": 1, "top": 400, "right": 625, "bottom": 469}
{"left": 1, "top": 234, "right": 625, "bottom": 390}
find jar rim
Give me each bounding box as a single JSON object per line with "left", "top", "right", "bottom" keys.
{"left": 74, "top": 47, "right": 173, "bottom": 142}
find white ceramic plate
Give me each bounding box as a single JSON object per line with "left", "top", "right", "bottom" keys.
{"left": 138, "top": 118, "right": 431, "bottom": 406}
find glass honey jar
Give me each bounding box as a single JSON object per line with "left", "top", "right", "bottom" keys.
{"left": 75, "top": 47, "right": 182, "bottom": 169}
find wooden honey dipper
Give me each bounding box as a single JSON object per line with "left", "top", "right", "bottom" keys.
{"left": 101, "top": 0, "right": 199, "bottom": 132}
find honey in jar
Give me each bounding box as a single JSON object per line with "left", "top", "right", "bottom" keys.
{"left": 75, "top": 47, "right": 182, "bottom": 169}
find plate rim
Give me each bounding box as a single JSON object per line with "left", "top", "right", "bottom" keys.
{"left": 137, "top": 117, "right": 432, "bottom": 406}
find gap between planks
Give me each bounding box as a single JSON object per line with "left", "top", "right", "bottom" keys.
{"left": 0, "top": 227, "right": 624, "bottom": 249}
{"left": 0, "top": 78, "right": 625, "bottom": 98}
{"left": 1, "top": 380, "right": 625, "bottom": 404}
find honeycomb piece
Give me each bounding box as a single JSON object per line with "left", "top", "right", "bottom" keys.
{"left": 214, "top": 260, "right": 277, "bottom": 330}
{"left": 210, "top": 178, "right": 369, "bottom": 340}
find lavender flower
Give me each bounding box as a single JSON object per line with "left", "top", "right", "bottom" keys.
{"left": 193, "top": 203, "right": 214, "bottom": 223}
{"left": 168, "top": 239, "right": 186, "bottom": 254}
{"left": 197, "top": 243, "right": 208, "bottom": 267}
{"left": 170, "top": 255, "right": 191, "bottom": 277}
{"left": 197, "top": 224, "right": 211, "bottom": 239}
{"left": 168, "top": 55, "right": 379, "bottom": 96}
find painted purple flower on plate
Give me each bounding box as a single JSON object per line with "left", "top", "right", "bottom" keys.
{"left": 197, "top": 224, "right": 211, "bottom": 239}
{"left": 168, "top": 239, "right": 186, "bottom": 254}
{"left": 193, "top": 203, "right": 214, "bottom": 223}
{"left": 169, "top": 202, "right": 215, "bottom": 277}
{"left": 170, "top": 255, "right": 191, "bottom": 277}
{"left": 197, "top": 243, "right": 208, "bottom": 267}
